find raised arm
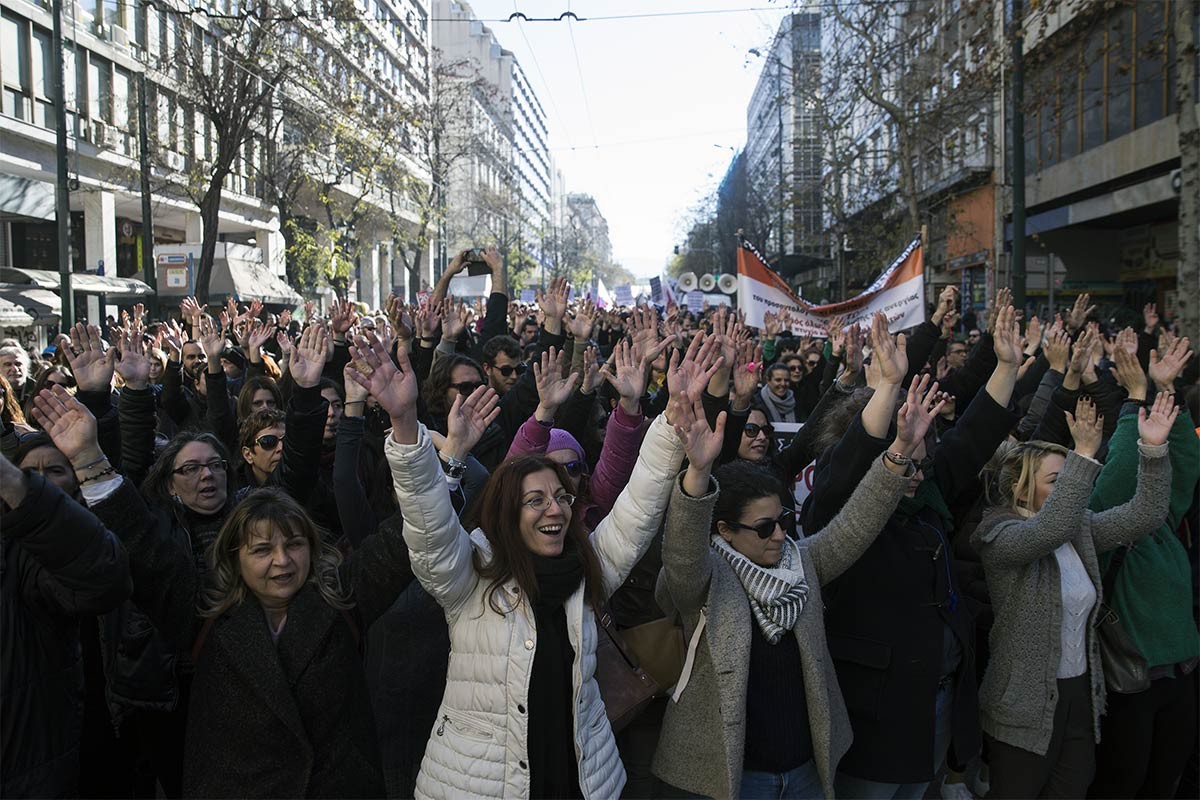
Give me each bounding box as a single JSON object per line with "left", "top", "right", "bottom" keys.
{"left": 352, "top": 333, "right": 495, "bottom": 612}
{"left": 808, "top": 375, "right": 944, "bottom": 584}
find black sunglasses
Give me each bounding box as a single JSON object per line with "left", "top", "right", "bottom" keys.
{"left": 492, "top": 363, "right": 527, "bottom": 377}
{"left": 726, "top": 510, "right": 794, "bottom": 539}
{"left": 450, "top": 381, "right": 485, "bottom": 395}
{"left": 743, "top": 422, "right": 774, "bottom": 439}
{"left": 916, "top": 456, "right": 934, "bottom": 473}
{"left": 255, "top": 433, "right": 285, "bottom": 450}
{"left": 562, "top": 459, "right": 590, "bottom": 478}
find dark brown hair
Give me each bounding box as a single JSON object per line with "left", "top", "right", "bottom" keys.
{"left": 236, "top": 376, "right": 283, "bottom": 423}
{"left": 474, "top": 455, "right": 607, "bottom": 615}
{"left": 238, "top": 408, "right": 286, "bottom": 452}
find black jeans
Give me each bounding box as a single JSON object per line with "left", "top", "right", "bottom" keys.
{"left": 1089, "top": 669, "right": 1198, "bottom": 799}
{"left": 987, "top": 674, "right": 1094, "bottom": 799}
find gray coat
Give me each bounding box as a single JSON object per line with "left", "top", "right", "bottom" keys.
{"left": 971, "top": 443, "right": 1170, "bottom": 756}
{"left": 652, "top": 458, "right": 911, "bottom": 799}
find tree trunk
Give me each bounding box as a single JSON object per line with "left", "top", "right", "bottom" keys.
{"left": 195, "top": 174, "right": 226, "bottom": 306}
{"left": 1177, "top": 0, "right": 1199, "bottom": 342}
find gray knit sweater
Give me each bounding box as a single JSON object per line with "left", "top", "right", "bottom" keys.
{"left": 652, "top": 457, "right": 911, "bottom": 799}
{"left": 971, "top": 442, "right": 1170, "bottom": 756}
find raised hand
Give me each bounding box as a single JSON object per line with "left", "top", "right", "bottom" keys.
{"left": 1111, "top": 346, "right": 1148, "bottom": 400}
{"left": 161, "top": 318, "right": 185, "bottom": 360}
{"left": 732, "top": 339, "right": 763, "bottom": 402}
{"left": 197, "top": 316, "right": 225, "bottom": 364}
{"left": 30, "top": 385, "right": 102, "bottom": 465}
{"left": 671, "top": 390, "right": 726, "bottom": 474}
{"left": 289, "top": 324, "right": 328, "bottom": 388}
{"left": 1143, "top": 302, "right": 1160, "bottom": 334}
{"left": 1138, "top": 391, "right": 1179, "bottom": 446}
{"left": 580, "top": 345, "right": 602, "bottom": 395}
{"left": 114, "top": 328, "right": 153, "bottom": 390}
{"left": 445, "top": 385, "right": 501, "bottom": 458}
{"left": 1043, "top": 326, "right": 1071, "bottom": 373}
{"left": 1064, "top": 396, "right": 1103, "bottom": 459}
{"left": 62, "top": 323, "right": 116, "bottom": 393}
{"left": 985, "top": 287, "right": 1011, "bottom": 332}
{"left": 279, "top": 309, "right": 293, "bottom": 329}
{"left": 1065, "top": 292, "right": 1095, "bottom": 333}
{"left": 342, "top": 362, "right": 369, "bottom": 408}
{"left": 347, "top": 331, "right": 418, "bottom": 438}
{"left": 666, "top": 332, "right": 724, "bottom": 417}
{"left": 869, "top": 312, "right": 908, "bottom": 386}
{"left": 602, "top": 339, "right": 649, "bottom": 412}
{"left": 892, "top": 374, "right": 946, "bottom": 456}
{"left": 416, "top": 302, "right": 443, "bottom": 342}
{"left": 992, "top": 305, "right": 1023, "bottom": 365}
{"left": 180, "top": 296, "right": 204, "bottom": 328}
{"left": 330, "top": 297, "right": 359, "bottom": 337}
{"left": 763, "top": 311, "right": 781, "bottom": 339}
{"left": 931, "top": 285, "right": 958, "bottom": 325}
{"left": 482, "top": 246, "right": 503, "bottom": 275}
{"left": 1148, "top": 336, "right": 1192, "bottom": 393}
{"left": 539, "top": 277, "right": 570, "bottom": 324}
{"left": 1023, "top": 315, "right": 1042, "bottom": 355}
{"left": 1068, "top": 327, "right": 1098, "bottom": 375}
{"left": 533, "top": 346, "right": 580, "bottom": 416}
{"left": 841, "top": 324, "right": 865, "bottom": 383}
{"left": 567, "top": 299, "right": 597, "bottom": 341}
{"left": 244, "top": 319, "right": 274, "bottom": 356}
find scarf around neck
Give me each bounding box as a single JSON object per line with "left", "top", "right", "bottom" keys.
{"left": 713, "top": 535, "right": 809, "bottom": 643}
{"left": 758, "top": 384, "right": 796, "bottom": 423}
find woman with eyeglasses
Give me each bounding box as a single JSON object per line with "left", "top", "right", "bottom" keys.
{"left": 369, "top": 329, "right": 722, "bottom": 799}
{"left": 802, "top": 310, "right": 1024, "bottom": 799}
{"left": 31, "top": 378, "right": 417, "bottom": 797}
{"left": 506, "top": 340, "right": 667, "bottom": 532}
{"left": 653, "top": 375, "right": 944, "bottom": 800}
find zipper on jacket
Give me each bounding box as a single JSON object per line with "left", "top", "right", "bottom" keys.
{"left": 436, "top": 715, "right": 448, "bottom": 736}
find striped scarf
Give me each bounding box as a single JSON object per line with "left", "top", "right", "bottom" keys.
{"left": 712, "top": 535, "right": 808, "bottom": 644}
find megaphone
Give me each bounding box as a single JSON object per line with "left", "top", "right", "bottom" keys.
{"left": 699, "top": 273, "right": 717, "bottom": 292}
{"left": 677, "top": 272, "right": 698, "bottom": 293}
{"left": 718, "top": 273, "right": 738, "bottom": 294}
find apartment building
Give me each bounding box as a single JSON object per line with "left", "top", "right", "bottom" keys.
{"left": 0, "top": 0, "right": 434, "bottom": 318}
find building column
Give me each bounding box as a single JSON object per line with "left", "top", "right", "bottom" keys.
{"left": 260, "top": 228, "right": 286, "bottom": 278}
{"left": 184, "top": 211, "right": 203, "bottom": 243}
{"left": 82, "top": 190, "right": 116, "bottom": 275}
{"left": 381, "top": 242, "right": 395, "bottom": 303}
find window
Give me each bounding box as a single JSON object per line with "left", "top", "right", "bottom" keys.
{"left": 1106, "top": 6, "right": 1132, "bottom": 139}
{"left": 89, "top": 56, "right": 111, "bottom": 123}
{"left": 113, "top": 65, "right": 130, "bottom": 130}
{"left": 1134, "top": 1, "right": 1166, "bottom": 126}
{"left": 2, "top": 13, "right": 30, "bottom": 121}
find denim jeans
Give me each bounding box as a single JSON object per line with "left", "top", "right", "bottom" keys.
{"left": 740, "top": 759, "right": 825, "bottom": 799}
{"left": 834, "top": 676, "right": 955, "bottom": 800}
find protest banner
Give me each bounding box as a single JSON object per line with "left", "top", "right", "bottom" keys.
{"left": 614, "top": 284, "right": 634, "bottom": 307}
{"left": 519, "top": 288, "right": 536, "bottom": 304}
{"left": 737, "top": 235, "right": 925, "bottom": 334}
{"left": 686, "top": 291, "right": 705, "bottom": 313}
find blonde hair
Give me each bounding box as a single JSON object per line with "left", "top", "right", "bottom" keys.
{"left": 200, "top": 488, "right": 352, "bottom": 618}
{"left": 987, "top": 440, "right": 1070, "bottom": 514}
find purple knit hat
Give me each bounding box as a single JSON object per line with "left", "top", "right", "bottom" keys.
{"left": 546, "top": 429, "right": 586, "bottom": 462}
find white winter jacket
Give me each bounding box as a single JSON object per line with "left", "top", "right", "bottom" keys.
{"left": 387, "top": 415, "right": 684, "bottom": 799}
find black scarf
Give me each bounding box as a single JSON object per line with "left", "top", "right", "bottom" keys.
{"left": 526, "top": 545, "right": 585, "bottom": 799}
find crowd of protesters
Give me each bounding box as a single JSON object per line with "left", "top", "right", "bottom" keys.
{"left": 1, "top": 245, "right": 1197, "bottom": 800}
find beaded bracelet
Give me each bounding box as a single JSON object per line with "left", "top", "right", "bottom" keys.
{"left": 79, "top": 466, "right": 117, "bottom": 485}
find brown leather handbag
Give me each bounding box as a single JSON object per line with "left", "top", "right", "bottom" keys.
{"left": 594, "top": 607, "right": 659, "bottom": 733}
{"left": 620, "top": 617, "right": 687, "bottom": 694}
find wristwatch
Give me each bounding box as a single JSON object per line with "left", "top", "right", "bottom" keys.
{"left": 440, "top": 454, "right": 467, "bottom": 480}
{"left": 883, "top": 451, "right": 914, "bottom": 467}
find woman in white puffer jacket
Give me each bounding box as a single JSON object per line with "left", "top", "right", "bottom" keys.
{"left": 348, "top": 329, "right": 722, "bottom": 800}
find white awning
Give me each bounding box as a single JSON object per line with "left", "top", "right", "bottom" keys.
{"left": 0, "top": 175, "right": 55, "bottom": 221}
{"left": 210, "top": 254, "right": 303, "bottom": 307}
{"left": 0, "top": 267, "right": 155, "bottom": 297}
{"left": 0, "top": 296, "right": 36, "bottom": 326}
{"left": 0, "top": 285, "right": 61, "bottom": 325}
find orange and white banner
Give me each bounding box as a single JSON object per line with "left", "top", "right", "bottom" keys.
{"left": 737, "top": 235, "right": 926, "bottom": 334}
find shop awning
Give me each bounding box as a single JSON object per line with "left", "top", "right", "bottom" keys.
{"left": 210, "top": 255, "right": 302, "bottom": 307}
{"left": 0, "top": 267, "right": 155, "bottom": 297}
{"left": 0, "top": 296, "right": 36, "bottom": 326}
{"left": 0, "top": 285, "right": 62, "bottom": 325}
{"left": 0, "top": 175, "right": 55, "bottom": 221}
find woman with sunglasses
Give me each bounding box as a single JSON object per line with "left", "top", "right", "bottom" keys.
{"left": 506, "top": 339, "right": 667, "bottom": 531}
{"left": 367, "top": 329, "right": 722, "bottom": 799}
{"left": 654, "top": 375, "right": 944, "bottom": 799}
{"left": 420, "top": 353, "right": 510, "bottom": 471}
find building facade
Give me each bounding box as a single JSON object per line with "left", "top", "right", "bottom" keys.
{"left": 1, "top": 0, "right": 434, "bottom": 317}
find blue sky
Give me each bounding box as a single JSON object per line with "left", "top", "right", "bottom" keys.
{"left": 459, "top": 1, "right": 792, "bottom": 279}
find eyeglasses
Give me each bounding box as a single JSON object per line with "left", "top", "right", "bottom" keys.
{"left": 492, "top": 363, "right": 527, "bottom": 377}
{"left": 450, "top": 381, "right": 484, "bottom": 395}
{"left": 725, "top": 510, "right": 794, "bottom": 539}
{"left": 806, "top": 360, "right": 821, "bottom": 369}
{"left": 171, "top": 459, "right": 229, "bottom": 478}
{"left": 562, "top": 459, "right": 589, "bottom": 478}
{"left": 523, "top": 493, "right": 576, "bottom": 512}
{"left": 788, "top": 364, "right": 805, "bottom": 372}
{"left": 255, "top": 433, "right": 285, "bottom": 450}
{"left": 915, "top": 456, "right": 934, "bottom": 474}
{"left": 743, "top": 422, "right": 774, "bottom": 439}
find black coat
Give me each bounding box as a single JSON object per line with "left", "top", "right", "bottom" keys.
{"left": 1, "top": 473, "right": 132, "bottom": 798}
{"left": 90, "top": 477, "right": 416, "bottom": 798}
{"left": 801, "top": 392, "right": 1015, "bottom": 783}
